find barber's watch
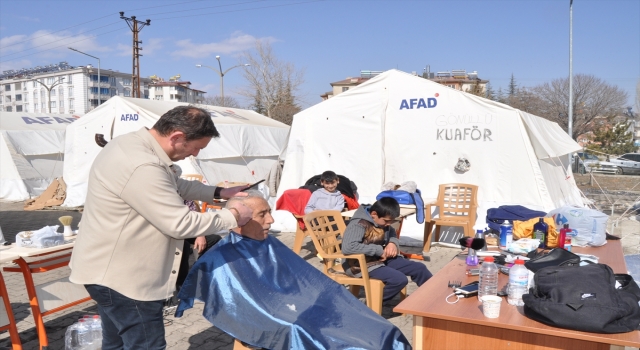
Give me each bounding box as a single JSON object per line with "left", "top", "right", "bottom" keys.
{"left": 214, "top": 187, "right": 222, "bottom": 199}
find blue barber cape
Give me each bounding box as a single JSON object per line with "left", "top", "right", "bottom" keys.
{"left": 175, "top": 232, "right": 411, "bottom": 350}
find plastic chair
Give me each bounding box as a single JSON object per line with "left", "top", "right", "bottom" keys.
{"left": 275, "top": 189, "right": 313, "bottom": 254}
{"left": 303, "top": 210, "right": 405, "bottom": 315}
{"left": 423, "top": 183, "right": 478, "bottom": 253}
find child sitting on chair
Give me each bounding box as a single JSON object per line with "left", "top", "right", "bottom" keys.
{"left": 341, "top": 197, "right": 432, "bottom": 302}
{"left": 304, "top": 170, "right": 345, "bottom": 213}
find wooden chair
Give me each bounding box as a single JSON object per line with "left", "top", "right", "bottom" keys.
{"left": 181, "top": 173, "right": 203, "bottom": 182}
{"left": 423, "top": 183, "right": 478, "bottom": 253}
{"left": 303, "top": 210, "right": 405, "bottom": 315}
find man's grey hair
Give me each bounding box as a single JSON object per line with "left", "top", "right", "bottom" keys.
{"left": 225, "top": 190, "right": 264, "bottom": 208}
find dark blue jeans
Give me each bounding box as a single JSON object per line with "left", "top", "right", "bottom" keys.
{"left": 85, "top": 284, "right": 166, "bottom": 350}
{"left": 368, "top": 257, "right": 432, "bottom": 301}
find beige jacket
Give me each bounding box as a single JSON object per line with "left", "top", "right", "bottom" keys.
{"left": 69, "top": 128, "right": 237, "bottom": 301}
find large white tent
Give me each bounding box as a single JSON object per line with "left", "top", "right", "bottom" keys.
{"left": 278, "top": 70, "right": 584, "bottom": 241}
{"left": 0, "top": 112, "right": 75, "bottom": 201}
{"left": 62, "top": 96, "right": 289, "bottom": 207}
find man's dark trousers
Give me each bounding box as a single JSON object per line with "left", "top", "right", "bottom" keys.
{"left": 368, "top": 257, "right": 432, "bottom": 301}
{"left": 85, "top": 284, "right": 166, "bottom": 350}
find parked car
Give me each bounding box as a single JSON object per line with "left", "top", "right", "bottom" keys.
{"left": 572, "top": 152, "right": 619, "bottom": 175}
{"left": 609, "top": 153, "right": 640, "bottom": 175}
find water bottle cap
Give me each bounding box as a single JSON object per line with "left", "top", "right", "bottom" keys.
{"left": 78, "top": 318, "right": 85, "bottom": 322}
{"left": 484, "top": 256, "right": 494, "bottom": 262}
{"left": 515, "top": 259, "right": 525, "bottom": 265}
{"left": 563, "top": 224, "right": 569, "bottom": 228}
{"left": 93, "top": 315, "right": 100, "bottom": 319}
{"left": 83, "top": 315, "right": 91, "bottom": 318}
{"left": 476, "top": 229, "right": 483, "bottom": 233}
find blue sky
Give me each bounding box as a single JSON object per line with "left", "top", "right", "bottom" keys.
{"left": 1, "top": 0, "right": 638, "bottom": 109}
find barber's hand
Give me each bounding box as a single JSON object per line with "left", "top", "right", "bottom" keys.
{"left": 220, "top": 185, "right": 251, "bottom": 199}
{"left": 227, "top": 202, "right": 253, "bottom": 226}
{"left": 194, "top": 236, "right": 207, "bottom": 254}
{"left": 384, "top": 243, "right": 398, "bottom": 259}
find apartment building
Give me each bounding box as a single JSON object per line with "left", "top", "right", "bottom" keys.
{"left": 147, "top": 75, "right": 206, "bottom": 104}
{"left": 321, "top": 69, "right": 488, "bottom": 101}
{"left": 0, "top": 62, "right": 151, "bottom": 115}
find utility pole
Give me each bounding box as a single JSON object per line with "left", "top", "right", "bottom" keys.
{"left": 120, "top": 12, "right": 150, "bottom": 98}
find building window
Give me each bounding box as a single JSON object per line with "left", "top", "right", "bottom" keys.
{"left": 46, "top": 77, "right": 55, "bottom": 84}
{"left": 60, "top": 100, "right": 64, "bottom": 108}
{"left": 69, "top": 100, "right": 74, "bottom": 109}
{"left": 100, "top": 87, "right": 109, "bottom": 95}
{"left": 342, "top": 87, "right": 349, "bottom": 92}
{"left": 32, "top": 81, "right": 37, "bottom": 88}
{"left": 110, "top": 77, "right": 116, "bottom": 86}
{"left": 24, "top": 95, "right": 28, "bottom": 102}
{"left": 40, "top": 90, "right": 45, "bottom": 99}
{"left": 51, "top": 89, "right": 56, "bottom": 96}
{"left": 69, "top": 87, "right": 73, "bottom": 96}
{"left": 50, "top": 101, "right": 56, "bottom": 108}
{"left": 33, "top": 91, "right": 38, "bottom": 99}
{"left": 16, "top": 105, "right": 22, "bottom": 112}
{"left": 15, "top": 82, "right": 21, "bottom": 90}
{"left": 123, "top": 78, "right": 131, "bottom": 86}
{"left": 5, "top": 96, "right": 11, "bottom": 103}
{"left": 111, "top": 88, "right": 116, "bottom": 96}
{"left": 15, "top": 94, "right": 22, "bottom": 101}
{"left": 59, "top": 87, "right": 64, "bottom": 96}
{"left": 5, "top": 106, "right": 12, "bottom": 112}
{"left": 155, "top": 86, "right": 162, "bottom": 91}
{"left": 67, "top": 75, "right": 73, "bottom": 83}
{"left": 42, "top": 102, "right": 46, "bottom": 109}
{"left": 34, "top": 103, "right": 38, "bottom": 110}
{"left": 123, "top": 88, "right": 131, "bottom": 97}
{"left": 4, "top": 84, "right": 10, "bottom": 91}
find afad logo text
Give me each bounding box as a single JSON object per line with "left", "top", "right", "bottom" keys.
{"left": 399, "top": 93, "right": 439, "bottom": 110}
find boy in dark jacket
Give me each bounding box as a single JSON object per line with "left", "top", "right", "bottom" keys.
{"left": 341, "top": 197, "right": 432, "bottom": 301}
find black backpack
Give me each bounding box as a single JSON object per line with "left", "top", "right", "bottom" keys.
{"left": 523, "top": 263, "right": 640, "bottom": 333}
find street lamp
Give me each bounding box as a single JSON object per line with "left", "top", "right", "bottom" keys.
{"left": 32, "top": 77, "right": 65, "bottom": 113}
{"left": 68, "top": 47, "right": 101, "bottom": 106}
{"left": 196, "top": 56, "right": 249, "bottom": 106}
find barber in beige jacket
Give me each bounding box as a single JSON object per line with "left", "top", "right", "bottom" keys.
{"left": 70, "top": 106, "right": 253, "bottom": 349}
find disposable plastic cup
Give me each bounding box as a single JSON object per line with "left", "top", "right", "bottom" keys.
{"left": 481, "top": 295, "right": 502, "bottom": 318}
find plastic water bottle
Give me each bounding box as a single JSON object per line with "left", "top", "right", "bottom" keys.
{"left": 76, "top": 318, "right": 91, "bottom": 349}
{"left": 65, "top": 322, "right": 79, "bottom": 350}
{"left": 90, "top": 315, "right": 103, "bottom": 349}
{"left": 478, "top": 256, "right": 499, "bottom": 302}
{"left": 507, "top": 259, "right": 529, "bottom": 306}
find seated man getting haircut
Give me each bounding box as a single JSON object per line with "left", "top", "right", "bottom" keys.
{"left": 175, "top": 191, "right": 410, "bottom": 350}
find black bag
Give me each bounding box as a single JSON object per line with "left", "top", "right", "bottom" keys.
{"left": 524, "top": 248, "right": 580, "bottom": 273}
{"left": 523, "top": 263, "right": 640, "bottom": 333}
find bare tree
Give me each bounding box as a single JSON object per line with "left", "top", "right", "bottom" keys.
{"left": 201, "top": 95, "right": 242, "bottom": 108}
{"left": 531, "top": 74, "right": 628, "bottom": 139}
{"left": 238, "top": 40, "right": 304, "bottom": 123}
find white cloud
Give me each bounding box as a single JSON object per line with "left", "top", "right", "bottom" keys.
{"left": 190, "top": 82, "right": 217, "bottom": 95}
{"left": 30, "top": 29, "right": 109, "bottom": 58}
{"left": 172, "top": 31, "right": 276, "bottom": 59}
{"left": 0, "top": 34, "right": 28, "bottom": 53}
{"left": 0, "top": 59, "right": 32, "bottom": 72}
{"left": 16, "top": 16, "right": 40, "bottom": 22}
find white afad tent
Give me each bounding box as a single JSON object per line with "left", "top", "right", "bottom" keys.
{"left": 62, "top": 96, "right": 289, "bottom": 207}
{"left": 0, "top": 112, "right": 75, "bottom": 201}
{"left": 278, "top": 70, "right": 584, "bottom": 241}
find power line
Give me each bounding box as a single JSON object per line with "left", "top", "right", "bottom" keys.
{"left": 154, "top": 0, "right": 324, "bottom": 21}
{"left": 136, "top": 0, "right": 264, "bottom": 17}
{"left": 0, "top": 28, "right": 123, "bottom": 64}
{"left": 0, "top": 0, "right": 325, "bottom": 64}
{"left": 0, "top": 0, "right": 207, "bottom": 51}
{"left": 0, "top": 21, "right": 121, "bottom": 59}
